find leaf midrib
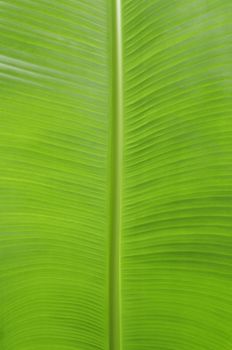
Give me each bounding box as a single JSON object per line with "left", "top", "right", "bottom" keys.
{"left": 109, "top": 0, "right": 123, "bottom": 349}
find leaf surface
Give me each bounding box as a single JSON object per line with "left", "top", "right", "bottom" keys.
{"left": 1, "top": 1, "right": 232, "bottom": 349}
{"left": 122, "top": 1, "right": 232, "bottom": 349}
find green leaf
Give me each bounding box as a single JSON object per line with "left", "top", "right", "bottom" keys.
{"left": 1, "top": 1, "right": 232, "bottom": 350}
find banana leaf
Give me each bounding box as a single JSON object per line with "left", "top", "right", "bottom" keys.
{"left": 1, "top": 0, "right": 232, "bottom": 349}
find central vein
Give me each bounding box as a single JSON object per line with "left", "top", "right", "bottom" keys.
{"left": 109, "top": 0, "right": 123, "bottom": 348}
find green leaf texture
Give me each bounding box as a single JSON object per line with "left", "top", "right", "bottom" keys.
{"left": 122, "top": 1, "right": 232, "bottom": 349}
{"left": 0, "top": 1, "right": 111, "bottom": 349}
{"left": 1, "top": 0, "right": 232, "bottom": 349}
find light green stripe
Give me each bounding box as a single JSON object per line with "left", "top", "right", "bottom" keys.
{"left": 109, "top": 0, "right": 123, "bottom": 348}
